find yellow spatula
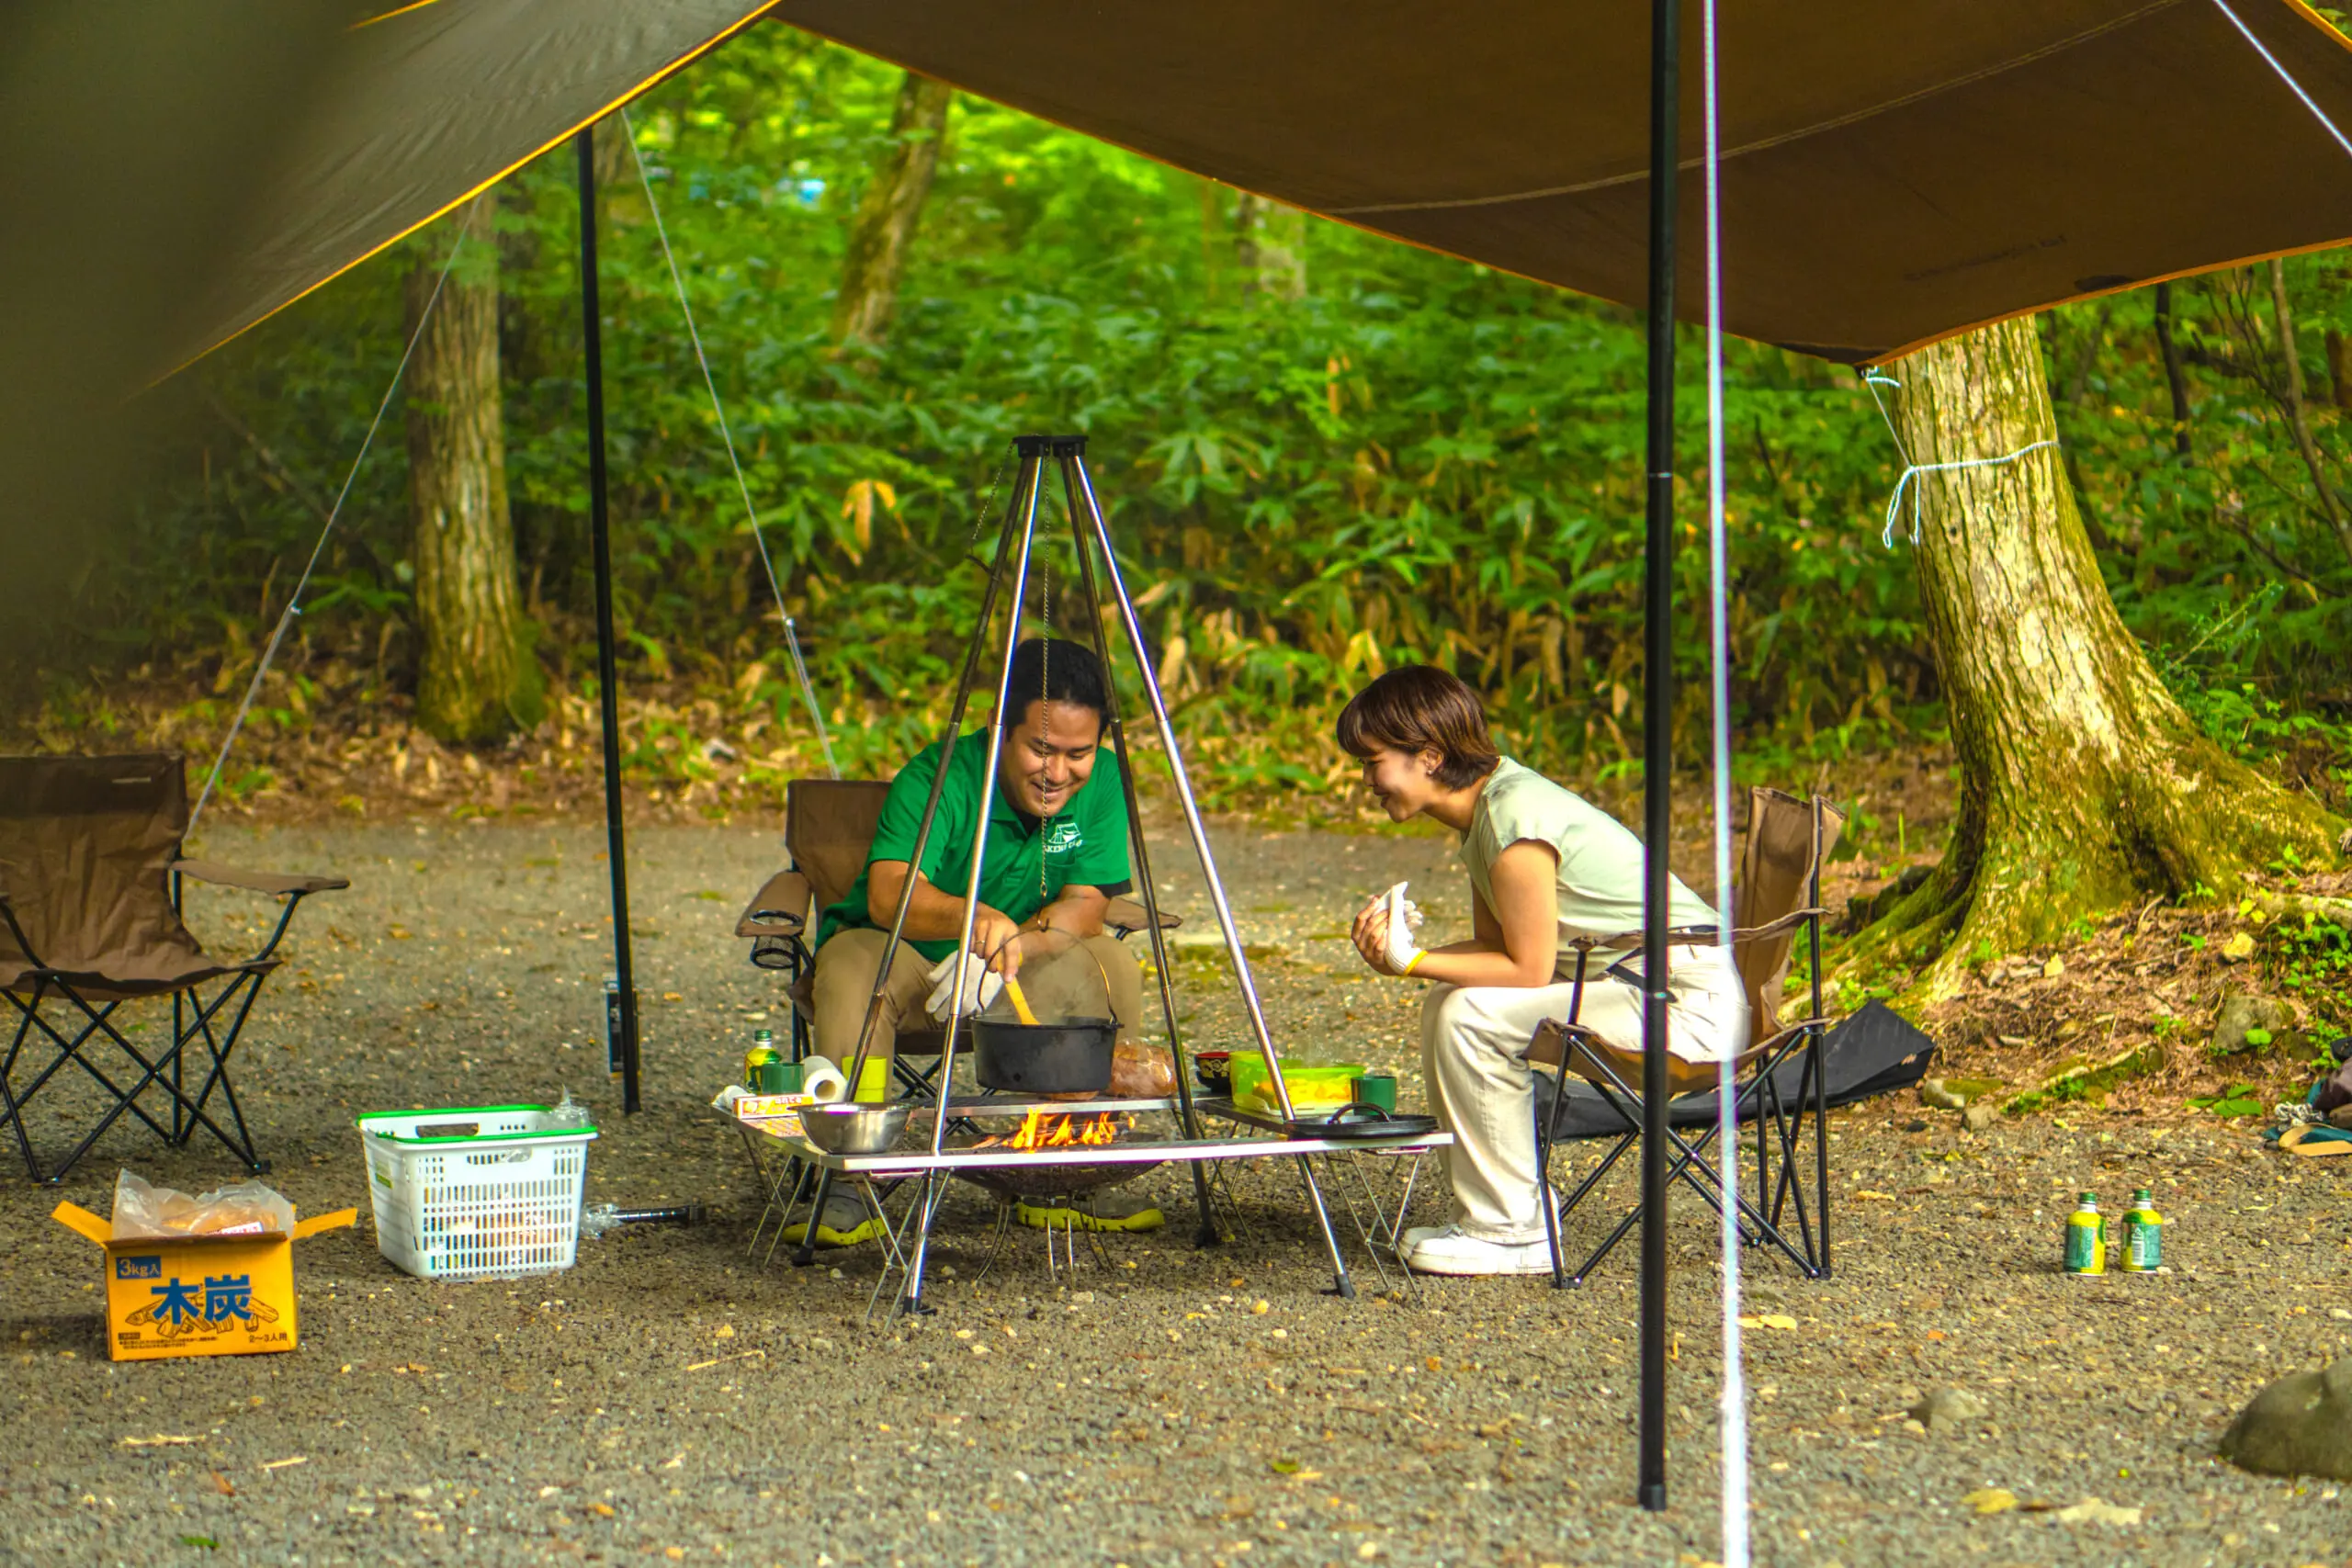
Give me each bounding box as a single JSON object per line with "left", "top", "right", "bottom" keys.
{"left": 1001, "top": 975, "right": 1042, "bottom": 1026}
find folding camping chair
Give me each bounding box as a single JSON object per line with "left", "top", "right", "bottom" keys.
{"left": 0, "top": 753, "right": 347, "bottom": 1183}
{"left": 1530, "top": 788, "right": 1843, "bottom": 1287}
{"left": 736, "top": 777, "right": 1177, "bottom": 1097}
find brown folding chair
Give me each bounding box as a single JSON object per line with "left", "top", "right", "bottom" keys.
{"left": 736, "top": 777, "right": 1177, "bottom": 1086}
{"left": 1530, "top": 788, "right": 1844, "bottom": 1286}
{"left": 0, "top": 753, "right": 347, "bottom": 1183}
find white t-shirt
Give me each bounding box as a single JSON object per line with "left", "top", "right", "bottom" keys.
{"left": 1458, "top": 756, "right": 1718, "bottom": 957}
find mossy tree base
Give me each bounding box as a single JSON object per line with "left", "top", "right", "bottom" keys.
{"left": 1848, "top": 319, "right": 2340, "bottom": 1002}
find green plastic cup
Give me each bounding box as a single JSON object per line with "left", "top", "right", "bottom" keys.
{"left": 1352, "top": 1072, "right": 1398, "bottom": 1113}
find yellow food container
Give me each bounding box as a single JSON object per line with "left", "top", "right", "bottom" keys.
{"left": 1231, "top": 1056, "right": 1365, "bottom": 1114}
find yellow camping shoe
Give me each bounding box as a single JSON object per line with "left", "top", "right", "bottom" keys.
{"left": 1016, "top": 1193, "right": 1164, "bottom": 1233}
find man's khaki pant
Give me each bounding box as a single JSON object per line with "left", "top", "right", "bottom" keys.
{"left": 810, "top": 927, "right": 1145, "bottom": 1062}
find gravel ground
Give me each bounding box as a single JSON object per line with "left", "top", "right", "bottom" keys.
{"left": 3, "top": 817, "right": 2349, "bottom": 1568}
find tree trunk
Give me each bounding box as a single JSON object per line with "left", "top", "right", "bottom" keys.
{"left": 404, "top": 198, "right": 539, "bottom": 743}
{"left": 1233, "top": 192, "right": 1308, "bottom": 301}
{"left": 1854, "top": 316, "right": 2339, "bottom": 999}
{"left": 831, "top": 73, "right": 953, "bottom": 345}
{"left": 2154, "top": 283, "right": 2194, "bottom": 461}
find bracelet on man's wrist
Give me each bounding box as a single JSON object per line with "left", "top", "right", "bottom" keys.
{"left": 1400, "top": 950, "right": 1425, "bottom": 976}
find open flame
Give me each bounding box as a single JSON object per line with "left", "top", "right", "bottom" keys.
{"left": 1009, "top": 1109, "right": 1121, "bottom": 1150}
{"left": 967, "top": 1109, "right": 1138, "bottom": 1153}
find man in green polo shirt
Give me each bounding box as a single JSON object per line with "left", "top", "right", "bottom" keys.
{"left": 796, "top": 636, "right": 1154, "bottom": 1246}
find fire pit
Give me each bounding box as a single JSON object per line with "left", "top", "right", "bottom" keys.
{"left": 956, "top": 1107, "right": 1162, "bottom": 1198}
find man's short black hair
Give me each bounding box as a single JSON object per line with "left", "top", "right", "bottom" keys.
{"left": 1001, "top": 637, "right": 1109, "bottom": 731}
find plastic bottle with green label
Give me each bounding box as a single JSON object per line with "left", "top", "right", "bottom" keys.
{"left": 2120, "top": 1188, "right": 2163, "bottom": 1273}
{"left": 2064, "top": 1192, "right": 2106, "bottom": 1277}
{"left": 744, "top": 1027, "right": 777, "bottom": 1088}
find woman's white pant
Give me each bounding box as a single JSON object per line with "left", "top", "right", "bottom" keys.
{"left": 1418, "top": 946, "right": 1749, "bottom": 1244}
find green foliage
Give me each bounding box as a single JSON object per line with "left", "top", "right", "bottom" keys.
{"left": 2004, "top": 1077, "right": 2097, "bottom": 1116}
{"left": 2187, "top": 1083, "right": 2266, "bottom": 1117}
{"left": 2265, "top": 913, "right": 2352, "bottom": 1030}
{"left": 28, "top": 30, "right": 2352, "bottom": 811}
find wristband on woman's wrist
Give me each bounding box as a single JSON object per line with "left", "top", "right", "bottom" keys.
{"left": 1400, "top": 950, "right": 1425, "bottom": 976}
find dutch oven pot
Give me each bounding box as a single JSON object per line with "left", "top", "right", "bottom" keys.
{"left": 969, "top": 1017, "right": 1118, "bottom": 1094}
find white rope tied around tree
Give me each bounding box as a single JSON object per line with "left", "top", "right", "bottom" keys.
{"left": 619, "top": 107, "right": 839, "bottom": 779}
{"left": 1860, "top": 371, "right": 2057, "bottom": 548}
{"left": 1699, "top": 1, "right": 1748, "bottom": 1561}
{"left": 1860, "top": 0, "right": 2352, "bottom": 558}
{"left": 187, "top": 201, "right": 477, "bottom": 834}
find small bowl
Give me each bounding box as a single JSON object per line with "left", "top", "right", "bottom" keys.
{"left": 1193, "top": 1050, "right": 1233, "bottom": 1094}
{"left": 798, "top": 1100, "right": 912, "bottom": 1156}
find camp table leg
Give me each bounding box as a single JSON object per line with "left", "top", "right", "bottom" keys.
{"left": 1344, "top": 1148, "right": 1430, "bottom": 1292}
{"left": 1319, "top": 1153, "right": 1398, "bottom": 1294}
{"left": 790, "top": 1166, "right": 839, "bottom": 1268}
{"left": 763, "top": 1157, "right": 822, "bottom": 1269}
{"left": 971, "top": 1197, "right": 1017, "bottom": 1287}
{"left": 1294, "top": 1155, "right": 1355, "bottom": 1300}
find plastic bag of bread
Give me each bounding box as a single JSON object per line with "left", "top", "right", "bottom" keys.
{"left": 1108, "top": 1042, "right": 1177, "bottom": 1098}
{"left": 110, "top": 1168, "right": 296, "bottom": 1240}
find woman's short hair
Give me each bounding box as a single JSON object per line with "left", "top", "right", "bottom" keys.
{"left": 1335, "top": 665, "right": 1499, "bottom": 789}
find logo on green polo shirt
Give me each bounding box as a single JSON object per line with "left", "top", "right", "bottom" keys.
{"left": 1043, "top": 818, "right": 1084, "bottom": 857}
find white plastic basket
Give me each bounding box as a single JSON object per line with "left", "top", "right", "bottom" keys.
{"left": 356, "top": 1104, "right": 598, "bottom": 1281}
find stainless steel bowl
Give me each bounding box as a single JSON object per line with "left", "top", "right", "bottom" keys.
{"left": 798, "top": 1100, "right": 912, "bottom": 1156}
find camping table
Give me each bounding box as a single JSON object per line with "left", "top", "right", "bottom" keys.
{"left": 722, "top": 1092, "right": 1449, "bottom": 1312}
{"left": 1191, "top": 1095, "right": 1443, "bottom": 1292}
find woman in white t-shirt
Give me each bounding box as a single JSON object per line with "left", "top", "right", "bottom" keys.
{"left": 1336, "top": 665, "right": 1747, "bottom": 1276}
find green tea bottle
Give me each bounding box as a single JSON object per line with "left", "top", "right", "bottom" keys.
{"left": 2064, "top": 1192, "right": 2106, "bottom": 1277}
{"left": 2120, "top": 1188, "right": 2163, "bottom": 1273}
{"left": 745, "top": 1027, "right": 777, "bottom": 1086}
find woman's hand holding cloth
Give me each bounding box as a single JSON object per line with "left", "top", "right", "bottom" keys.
{"left": 1351, "top": 880, "right": 1428, "bottom": 976}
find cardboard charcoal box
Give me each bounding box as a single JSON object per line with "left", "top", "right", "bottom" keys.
{"left": 734, "top": 1089, "right": 814, "bottom": 1137}
{"left": 52, "top": 1201, "right": 355, "bottom": 1362}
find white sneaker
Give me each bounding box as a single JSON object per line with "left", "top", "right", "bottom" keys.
{"left": 1403, "top": 1191, "right": 1562, "bottom": 1253}
{"left": 1403, "top": 1225, "right": 1555, "bottom": 1276}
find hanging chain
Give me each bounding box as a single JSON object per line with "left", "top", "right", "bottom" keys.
{"left": 1038, "top": 533, "right": 1052, "bottom": 906}
{"left": 965, "top": 441, "right": 1014, "bottom": 558}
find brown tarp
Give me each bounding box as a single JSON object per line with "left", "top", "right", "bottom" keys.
{"left": 774, "top": 0, "right": 2352, "bottom": 363}
{"left": 165, "top": 0, "right": 777, "bottom": 375}
{"left": 28, "top": 1, "right": 2352, "bottom": 384}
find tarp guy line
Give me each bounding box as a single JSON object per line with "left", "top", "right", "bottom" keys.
{"left": 619, "top": 106, "right": 840, "bottom": 779}
{"left": 2211, "top": 0, "right": 2352, "bottom": 159}
{"left": 1700, "top": 0, "right": 1749, "bottom": 1560}
{"left": 188, "top": 201, "right": 475, "bottom": 833}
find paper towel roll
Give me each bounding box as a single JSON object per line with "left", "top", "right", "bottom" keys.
{"left": 800, "top": 1055, "right": 850, "bottom": 1103}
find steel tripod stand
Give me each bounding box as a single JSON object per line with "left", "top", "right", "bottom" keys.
{"left": 842, "top": 434, "right": 1354, "bottom": 1315}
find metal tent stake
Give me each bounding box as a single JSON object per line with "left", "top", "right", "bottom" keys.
{"left": 1638, "top": 0, "right": 1681, "bottom": 1514}
{"left": 854, "top": 434, "right": 1357, "bottom": 1317}
{"left": 578, "top": 126, "right": 641, "bottom": 1115}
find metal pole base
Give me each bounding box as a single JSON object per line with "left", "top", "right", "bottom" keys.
{"left": 1640, "top": 1481, "right": 1667, "bottom": 1513}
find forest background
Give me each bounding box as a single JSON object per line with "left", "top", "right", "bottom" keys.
{"left": 9, "top": 27, "right": 2352, "bottom": 1023}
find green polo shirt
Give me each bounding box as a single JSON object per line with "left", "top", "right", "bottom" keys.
{"left": 816, "top": 731, "right": 1132, "bottom": 963}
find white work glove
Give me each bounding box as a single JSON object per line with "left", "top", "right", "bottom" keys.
{"left": 924, "top": 951, "right": 1004, "bottom": 1021}
{"left": 1379, "top": 880, "right": 1427, "bottom": 974}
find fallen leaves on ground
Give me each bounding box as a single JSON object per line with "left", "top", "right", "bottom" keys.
{"left": 2053, "top": 1497, "right": 2143, "bottom": 1526}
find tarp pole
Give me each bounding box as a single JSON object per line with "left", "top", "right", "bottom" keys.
{"left": 578, "top": 125, "right": 642, "bottom": 1115}
{"left": 1637, "top": 0, "right": 1681, "bottom": 1517}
